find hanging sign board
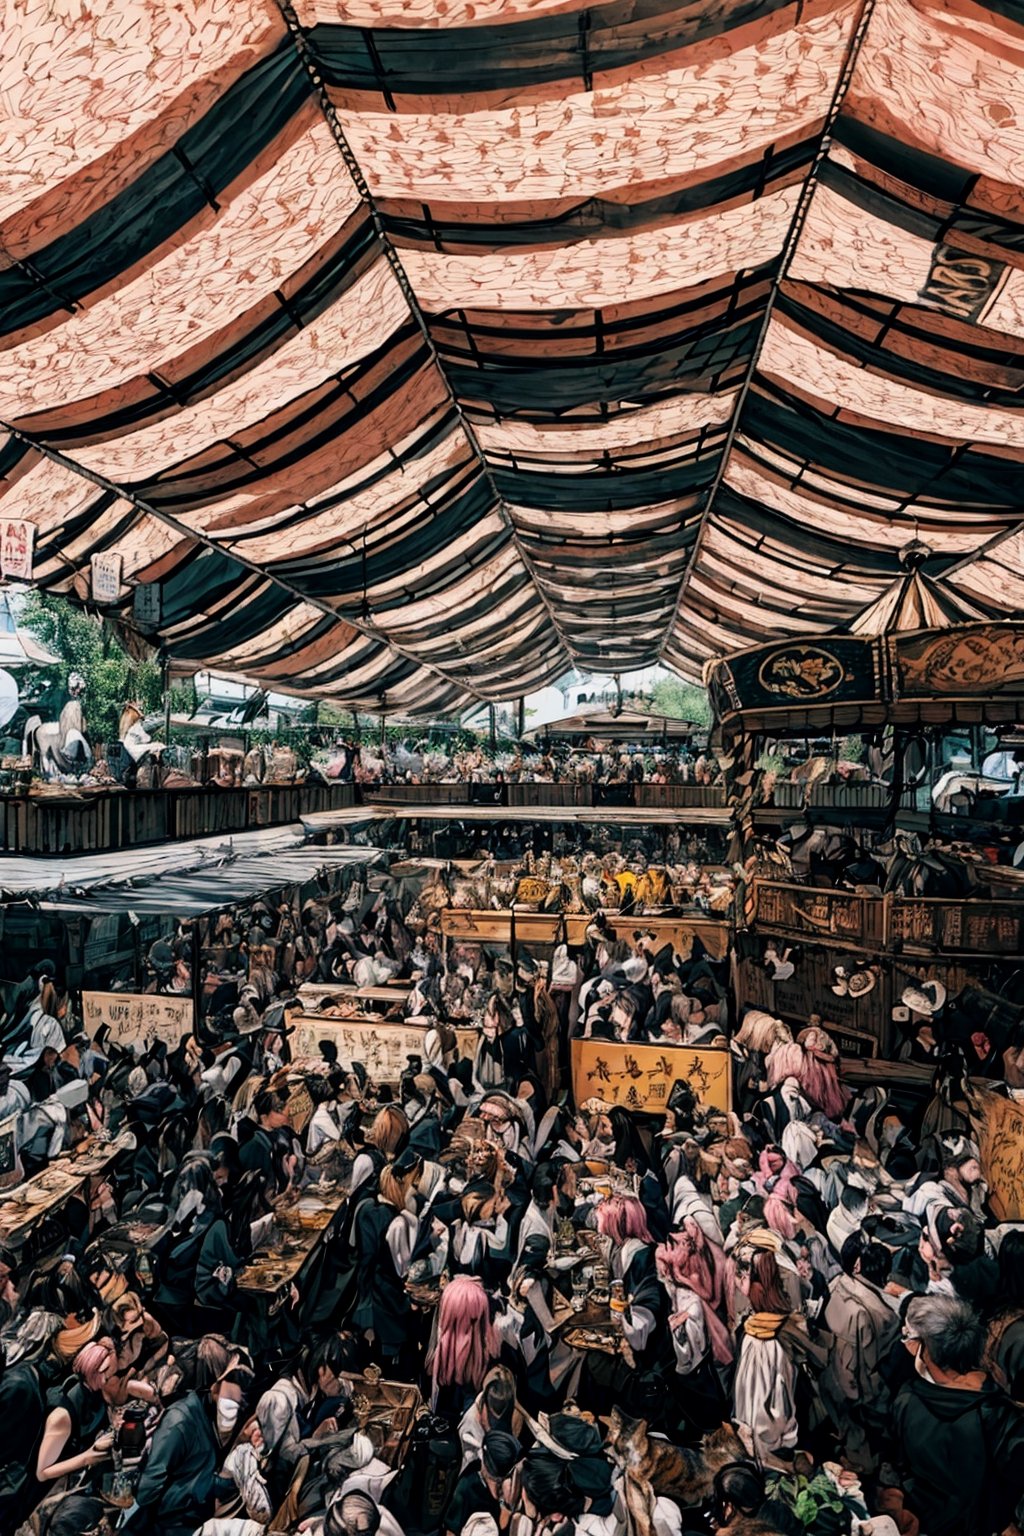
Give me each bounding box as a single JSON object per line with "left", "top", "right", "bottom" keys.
{"left": 290, "top": 1014, "right": 430, "bottom": 1082}
{"left": 0, "top": 519, "right": 34, "bottom": 581}
{"left": 90, "top": 552, "right": 123, "bottom": 604}
{"left": 571, "top": 1039, "right": 731, "bottom": 1114}
{"left": 82, "top": 991, "right": 194, "bottom": 1051}
{"left": 284, "top": 1083, "right": 315, "bottom": 1135}
{"left": 133, "top": 582, "right": 162, "bottom": 628}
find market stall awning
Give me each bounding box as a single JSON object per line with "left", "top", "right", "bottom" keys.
{"left": 2, "top": 0, "right": 1024, "bottom": 710}
{"left": 0, "top": 823, "right": 381, "bottom": 908}
{"left": 523, "top": 707, "right": 702, "bottom": 742}
{"left": 0, "top": 591, "right": 58, "bottom": 668}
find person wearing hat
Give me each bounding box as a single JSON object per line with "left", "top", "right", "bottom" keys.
{"left": 474, "top": 994, "right": 515, "bottom": 1095}
{"left": 457, "top": 1365, "right": 525, "bottom": 1476}
{"left": 2, "top": 961, "right": 58, "bottom": 1056}
{"left": 731, "top": 1241, "right": 830, "bottom": 1465}
{"left": 8, "top": 992, "right": 67, "bottom": 1074}
{"left": 307, "top": 1071, "right": 358, "bottom": 1157}
{"left": 499, "top": 959, "right": 545, "bottom": 1098}
{"left": 504, "top": 1234, "right": 578, "bottom": 1408}
{"left": 526, "top": 1411, "right": 616, "bottom": 1536}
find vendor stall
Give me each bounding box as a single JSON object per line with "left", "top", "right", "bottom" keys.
{"left": 708, "top": 552, "right": 1024, "bottom": 1061}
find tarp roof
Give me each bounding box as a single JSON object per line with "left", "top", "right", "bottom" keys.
{"left": 0, "top": 591, "right": 59, "bottom": 668}
{"left": 523, "top": 706, "right": 702, "bottom": 740}
{"left": 2, "top": 0, "right": 1023, "bottom": 713}
{"left": 0, "top": 823, "right": 381, "bottom": 909}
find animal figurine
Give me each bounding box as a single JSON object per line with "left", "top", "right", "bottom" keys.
{"left": 22, "top": 670, "right": 92, "bottom": 778}
{"left": 604, "top": 1408, "right": 747, "bottom": 1508}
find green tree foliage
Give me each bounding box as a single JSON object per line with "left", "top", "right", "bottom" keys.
{"left": 18, "top": 591, "right": 163, "bottom": 743}
{"left": 649, "top": 674, "right": 712, "bottom": 727}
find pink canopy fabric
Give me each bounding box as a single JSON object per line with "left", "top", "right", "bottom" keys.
{"left": 1, "top": 0, "right": 1022, "bottom": 710}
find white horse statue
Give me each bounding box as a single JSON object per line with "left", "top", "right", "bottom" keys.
{"left": 22, "top": 671, "right": 93, "bottom": 778}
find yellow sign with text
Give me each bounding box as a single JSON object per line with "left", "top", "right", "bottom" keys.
{"left": 571, "top": 1039, "right": 732, "bottom": 1115}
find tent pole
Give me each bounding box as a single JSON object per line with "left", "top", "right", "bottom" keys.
{"left": 163, "top": 656, "right": 172, "bottom": 745}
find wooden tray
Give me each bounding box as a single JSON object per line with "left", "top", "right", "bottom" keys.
{"left": 341, "top": 1371, "right": 422, "bottom": 1466}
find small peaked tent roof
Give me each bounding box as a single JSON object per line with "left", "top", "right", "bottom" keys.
{"left": 0, "top": 591, "right": 59, "bottom": 668}
{"left": 841, "top": 547, "right": 986, "bottom": 638}
{"left": 524, "top": 706, "right": 702, "bottom": 742}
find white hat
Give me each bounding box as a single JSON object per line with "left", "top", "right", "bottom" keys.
{"left": 127, "top": 1066, "right": 148, "bottom": 1098}
{"left": 901, "top": 979, "right": 947, "bottom": 1016}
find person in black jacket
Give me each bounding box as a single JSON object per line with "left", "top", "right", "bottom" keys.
{"left": 0, "top": 1343, "right": 46, "bottom": 1528}
{"left": 239, "top": 1087, "right": 290, "bottom": 1180}
{"left": 120, "top": 1382, "right": 220, "bottom": 1536}
{"left": 892, "top": 1293, "right": 1024, "bottom": 1536}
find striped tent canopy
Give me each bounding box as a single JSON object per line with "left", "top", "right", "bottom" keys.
{"left": 523, "top": 706, "right": 703, "bottom": 740}
{"left": 2, "top": 0, "right": 1024, "bottom": 714}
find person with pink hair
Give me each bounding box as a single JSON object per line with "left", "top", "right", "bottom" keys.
{"left": 429, "top": 1274, "right": 499, "bottom": 1417}
{"left": 656, "top": 1218, "right": 735, "bottom": 1432}
{"left": 796, "top": 1024, "right": 848, "bottom": 1122}
{"left": 595, "top": 1194, "right": 653, "bottom": 1246}
{"left": 759, "top": 1040, "right": 813, "bottom": 1140}
{"left": 582, "top": 1193, "right": 666, "bottom": 1417}
{"left": 753, "top": 1147, "right": 802, "bottom": 1241}
{"left": 657, "top": 1217, "right": 737, "bottom": 1367}
{"left": 35, "top": 1336, "right": 117, "bottom": 1488}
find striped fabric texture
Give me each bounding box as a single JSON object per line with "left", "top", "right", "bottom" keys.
{"left": 2, "top": 0, "right": 1023, "bottom": 709}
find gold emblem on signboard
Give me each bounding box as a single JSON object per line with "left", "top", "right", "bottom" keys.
{"left": 758, "top": 646, "right": 848, "bottom": 700}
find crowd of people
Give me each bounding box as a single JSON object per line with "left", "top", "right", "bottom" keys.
{"left": 313, "top": 740, "right": 719, "bottom": 791}
{"left": 1, "top": 880, "right": 1023, "bottom": 1536}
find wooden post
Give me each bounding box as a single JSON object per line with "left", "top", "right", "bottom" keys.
{"left": 518, "top": 697, "right": 526, "bottom": 738}
{"left": 163, "top": 656, "right": 172, "bottom": 744}
{"left": 489, "top": 704, "right": 497, "bottom": 750}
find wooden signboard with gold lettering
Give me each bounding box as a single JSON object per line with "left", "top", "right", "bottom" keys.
{"left": 749, "top": 881, "right": 886, "bottom": 948}
{"left": 571, "top": 1039, "right": 731, "bottom": 1115}
{"left": 440, "top": 909, "right": 730, "bottom": 959}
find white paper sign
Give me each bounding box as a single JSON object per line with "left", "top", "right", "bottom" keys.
{"left": 291, "top": 1014, "right": 429, "bottom": 1082}
{"left": 82, "top": 990, "right": 193, "bottom": 1051}
{"left": 0, "top": 1110, "right": 21, "bottom": 1192}
{"left": 0, "top": 519, "right": 34, "bottom": 581}
{"left": 90, "top": 552, "right": 123, "bottom": 604}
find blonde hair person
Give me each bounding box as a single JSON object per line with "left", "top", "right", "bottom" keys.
{"left": 349, "top": 1106, "right": 410, "bottom": 1198}
{"left": 353, "top": 1153, "right": 424, "bottom": 1370}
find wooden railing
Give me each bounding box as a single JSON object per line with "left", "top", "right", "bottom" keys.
{"left": 748, "top": 878, "right": 1024, "bottom": 957}
{"left": 0, "top": 783, "right": 358, "bottom": 856}
{"left": 363, "top": 783, "right": 728, "bottom": 810}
